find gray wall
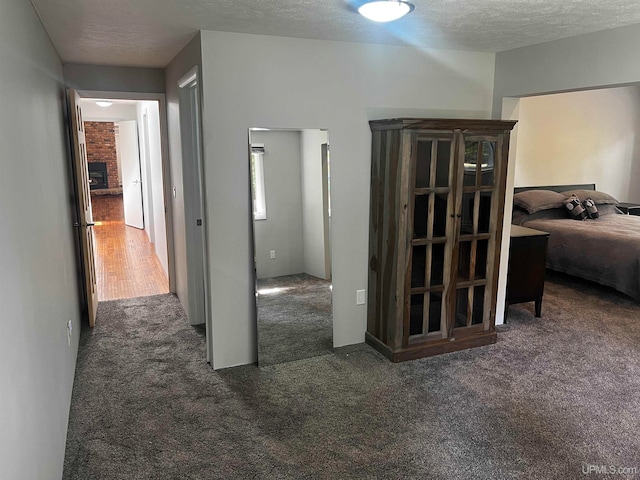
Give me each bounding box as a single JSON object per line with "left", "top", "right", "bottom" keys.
{"left": 252, "top": 130, "right": 305, "bottom": 279}
{"left": 301, "top": 129, "right": 330, "bottom": 279}
{"left": 492, "top": 23, "right": 640, "bottom": 117}
{"left": 198, "top": 30, "right": 496, "bottom": 368}
{"left": 164, "top": 33, "right": 203, "bottom": 321}
{"left": 64, "top": 64, "right": 166, "bottom": 93}
{"left": 0, "top": 1, "right": 82, "bottom": 478}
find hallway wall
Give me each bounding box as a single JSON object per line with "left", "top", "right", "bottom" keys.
{"left": 64, "top": 64, "right": 166, "bottom": 93}
{"left": 0, "top": 1, "right": 82, "bottom": 479}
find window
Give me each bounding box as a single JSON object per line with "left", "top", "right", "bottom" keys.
{"left": 251, "top": 145, "right": 266, "bottom": 220}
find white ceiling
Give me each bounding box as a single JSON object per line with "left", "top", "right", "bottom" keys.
{"left": 79, "top": 98, "right": 139, "bottom": 121}
{"left": 31, "top": 0, "right": 640, "bottom": 68}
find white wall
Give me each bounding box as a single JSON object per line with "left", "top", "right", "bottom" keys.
{"left": 138, "top": 101, "right": 169, "bottom": 275}
{"left": 251, "top": 130, "right": 305, "bottom": 279}
{"left": 301, "top": 129, "right": 330, "bottom": 279}
{"left": 164, "top": 34, "right": 203, "bottom": 320}
{"left": 514, "top": 87, "right": 640, "bottom": 202}
{"left": 0, "top": 1, "right": 82, "bottom": 479}
{"left": 197, "top": 31, "right": 496, "bottom": 368}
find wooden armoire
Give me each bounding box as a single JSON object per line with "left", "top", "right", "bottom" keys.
{"left": 366, "top": 118, "right": 517, "bottom": 362}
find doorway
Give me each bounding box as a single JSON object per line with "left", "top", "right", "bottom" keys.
{"left": 79, "top": 96, "right": 171, "bottom": 301}
{"left": 177, "top": 67, "right": 211, "bottom": 364}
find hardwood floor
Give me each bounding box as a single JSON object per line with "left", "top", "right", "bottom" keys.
{"left": 91, "top": 194, "right": 168, "bottom": 301}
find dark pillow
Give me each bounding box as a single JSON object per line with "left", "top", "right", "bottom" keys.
{"left": 560, "top": 189, "right": 618, "bottom": 205}
{"left": 513, "top": 190, "right": 567, "bottom": 214}
{"left": 512, "top": 207, "right": 567, "bottom": 225}
{"left": 597, "top": 204, "right": 621, "bottom": 216}
{"left": 563, "top": 194, "right": 587, "bottom": 220}
{"left": 511, "top": 207, "right": 529, "bottom": 225}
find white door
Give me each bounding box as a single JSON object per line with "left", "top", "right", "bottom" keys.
{"left": 119, "top": 120, "right": 144, "bottom": 229}
{"left": 68, "top": 89, "right": 98, "bottom": 327}
{"left": 179, "top": 67, "right": 211, "bottom": 365}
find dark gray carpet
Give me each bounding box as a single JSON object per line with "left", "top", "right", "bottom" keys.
{"left": 257, "top": 273, "right": 333, "bottom": 366}
{"left": 63, "top": 275, "right": 640, "bottom": 479}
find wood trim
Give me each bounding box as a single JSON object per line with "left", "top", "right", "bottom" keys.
{"left": 409, "top": 285, "right": 446, "bottom": 295}
{"left": 366, "top": 330, "right": 497, "bottom": 362}
{"left": 398, "top": 131, "right": 413, "bottom": 349}
{"left": 367, "top": 130, "right": 382, "bottom": 338}
{"left": 414, "top": 187, "right": 452, "bottom": 195}
{"left": 370, "top": 118, "right": 517, "bottom": 132}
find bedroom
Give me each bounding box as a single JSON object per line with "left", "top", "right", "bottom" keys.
{"left": 496, "top": 84, "right": 640, "bottom": 314}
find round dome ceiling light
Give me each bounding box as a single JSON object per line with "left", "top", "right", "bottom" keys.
{"left": 96, "top": 100, "right": 113, "bottom": 107}
{"left": 358, "top": 1, "right": 415, "bottom": 23}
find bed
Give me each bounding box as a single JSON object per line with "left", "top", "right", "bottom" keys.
{"left": 511, "top": 184, "right": 640, "bottom": 301}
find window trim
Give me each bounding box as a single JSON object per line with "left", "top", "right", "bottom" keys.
{"left": 251, "top": 145, "right": 267, "bottom": 220}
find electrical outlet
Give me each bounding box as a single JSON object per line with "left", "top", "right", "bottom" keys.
{"left": 356, "top": 289, "right": 366, "bottom": 305}
{"left": 270, "top": 250, "right": 276, "bottom": 259}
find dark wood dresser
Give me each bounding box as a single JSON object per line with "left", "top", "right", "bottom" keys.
{"left": 506, "top": 225, "right": 550, "bottom": 318}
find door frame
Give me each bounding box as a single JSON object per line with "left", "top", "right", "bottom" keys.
{"left": 77, "top": 89, "right": 176, "bottom": 294}
{"left": 177, "top": 66, "right": 213, "bottom": 365}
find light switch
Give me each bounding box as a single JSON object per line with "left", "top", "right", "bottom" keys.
{"left": 356, "top": 289, "right": 366, "bottom": 305}
{"left": 270, "top": 250, "right": 276, "bottom": 259}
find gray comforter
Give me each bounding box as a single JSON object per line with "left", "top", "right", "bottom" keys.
{"left": 522, "top": 213, "right": 640, "bottom": 300}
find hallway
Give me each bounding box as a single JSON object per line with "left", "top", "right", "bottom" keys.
{"left": 92, "top": 194, "right": 169, "bottom": 300}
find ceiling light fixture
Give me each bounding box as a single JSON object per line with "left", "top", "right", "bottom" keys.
{"left": 96, "top": 100, "right": 113, "bottom": 107}
{"left": 358, "top": 0, "right": 415, "bottom": 22}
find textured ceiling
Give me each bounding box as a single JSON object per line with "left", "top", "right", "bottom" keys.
{"left": 30, "top": 0, "right": 640, "bottom": 68}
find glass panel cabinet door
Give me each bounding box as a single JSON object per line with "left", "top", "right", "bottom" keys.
{"left": 407, "top": 134, "right": 455, "bottom": 344}
{"left": 453, "top": 134, "right": 502, "bottom": 333}
{"left": 367, "top": 118, "right": 514, "bottom": 363}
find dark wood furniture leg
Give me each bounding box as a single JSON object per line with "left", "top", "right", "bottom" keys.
{"left": 535, "top": 298, "right": 542, "bottom": 318}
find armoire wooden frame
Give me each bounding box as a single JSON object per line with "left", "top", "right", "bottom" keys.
{"left": 366, "top": 118, "right": 517, "bottom": 362}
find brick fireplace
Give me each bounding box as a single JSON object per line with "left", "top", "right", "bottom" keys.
{"left": 85, "top": 121, "right": 120, "bottom": 192}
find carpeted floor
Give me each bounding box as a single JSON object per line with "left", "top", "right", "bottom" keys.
{"left": 63, "top": 272, "right": 640, "bottom": 479}
{"left": 257, "top": 273, "right": 333, "bottom": 366}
